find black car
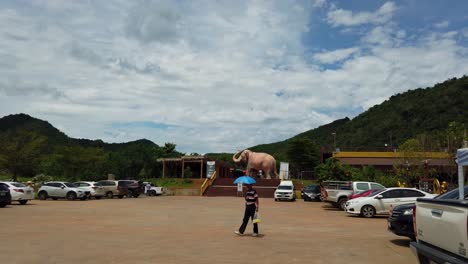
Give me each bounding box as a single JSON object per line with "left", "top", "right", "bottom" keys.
{"left": 119, "top": 180, "right": 145, "bottom": 198}
{"left": 301, "top": 184, "right": 321, "bottom": 201}
{"left": 0, "top": 184, "right": 12, "bottom": 208}
{"left": 388, "top": 203, "right": 416, "bottom": 240}
{"left": 388, "top": 185, "right": 468, "bottom": 240}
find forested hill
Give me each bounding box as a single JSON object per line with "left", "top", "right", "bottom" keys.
{"left": 0, "top": 113, "right": 159, "bottom": 151}
{"left": 0, "top": 114, "right": 182, "bottom": 180}
{"left": 250, "top": 76, "right": 468, "bottom": 160}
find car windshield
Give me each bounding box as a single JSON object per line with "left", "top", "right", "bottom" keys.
{"left": 278, "top": 186, "right": 292, "bottom": 190}
{"left": 370, "top": 189, "right": 384, "bottom": 195}
{"left": 370, "top": 189, "right": 386, "bottom": 196}
{"left": 435, "top": 186, "right": 468, "bottom": 199}
{"left": 304, "top": 185, "right": 318, "bottom": 191}
{"left": 64, "top": 183, "right": 78, "bottom": 188}
{"left": 11, "top": 182, "right": 27, "bottom": 187}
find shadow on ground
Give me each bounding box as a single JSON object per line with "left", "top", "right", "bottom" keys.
{"left": 390, "top": 239, "right": 411, "bottom": 247}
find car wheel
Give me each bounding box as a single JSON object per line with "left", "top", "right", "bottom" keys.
{"left": 151, "top": 190, "right": 157, "bottom": 196}
{"left": 106, "top": 192, "right": 113, "bottom": 199}
{"left": 0, "top": 202, "right": 7, "bottom": 208}
{"left": 52, "top": 198, "right": 58, "bottom": 200}
{"left": 133, "top": 194, "right": 140, "bottom": 198}
{"left": 338, "top": 198, "right": 348, "bottom": 210}
{"left": 127, "top": 190, "right": 133, "bottom": 198}
{"left": 118, "top": 195, "right": 124, "bottom": 199}
{"left": 274, "top": 198, "right": 278, "bottom": 201}
{"left": 38, "top": 191, "right": 48, "bottom": 200}
{"left": 66, "top": 192, "right": 77, "bottom": 201}
{"left": 19, "top": 200, "right": 28, "bottom": 205}
{"left": 361, "top": 205, "right": 376, "bottom": 218}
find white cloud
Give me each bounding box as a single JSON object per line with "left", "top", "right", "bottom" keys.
{"left": 0, "top": 1, "right": 467, "bottom": 153}
{"left": 313, "top": 47, "right": 359, "bottom": 64}
{"left": 434, "top": 20, "right": 449, "bottom": 29}
{"left": 327, "top": 2, "right": 397, "bottom": 27}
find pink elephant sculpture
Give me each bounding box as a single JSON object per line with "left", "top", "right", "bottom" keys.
{"left": 232, "top": 150, "right": 278, "bottom": 179}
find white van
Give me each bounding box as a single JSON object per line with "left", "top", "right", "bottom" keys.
{"left": 274, "top": 180, "right": 295, "bottom": 201}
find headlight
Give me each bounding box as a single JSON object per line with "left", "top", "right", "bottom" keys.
{"left": 403, "top": 208, "right": 413, "bottom": 215}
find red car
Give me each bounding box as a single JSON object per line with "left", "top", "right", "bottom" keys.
{"left": 349, "top": 189, "right": 383, "bottom": 200}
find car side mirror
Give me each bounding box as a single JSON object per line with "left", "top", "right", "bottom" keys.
{"left": 61, "top": 186, "right": 65, "bottom": 189}
{"left": 375, "top": 195, "right": 383, "bottom": 199}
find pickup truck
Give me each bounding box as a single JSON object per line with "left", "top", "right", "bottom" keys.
{"left": 322, "top": 180, "right": 386, "bottom": 210}
{"left": 410, "top": 148, "right": 468, "bottom": 264}
{"left": 143, "top": 182, "right": 165, "bottom": 196}
{"left": 411, "top": 198, "right": 468, "bottom": 264}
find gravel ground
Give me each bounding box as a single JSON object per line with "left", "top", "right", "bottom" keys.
{"left": 0, "top": 196, "right": 416, "bottom": 264}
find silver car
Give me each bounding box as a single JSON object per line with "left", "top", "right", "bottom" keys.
{"left": 38, "top": 182, "right": 89, "bottom": 201}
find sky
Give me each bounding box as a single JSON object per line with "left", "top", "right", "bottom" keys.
{"left": 0, "top": 0, "right": 467, "bottom": 154}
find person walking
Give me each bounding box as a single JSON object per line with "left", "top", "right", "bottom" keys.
{"left": 235, "top": 183, "right": 259, "bottom": 237}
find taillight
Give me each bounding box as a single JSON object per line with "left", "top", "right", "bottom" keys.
{"left": 412, "top": 205, "right": 417, "bottom": 239}
{"left": 14, "top": 189, "right": 24, "bottom": 193}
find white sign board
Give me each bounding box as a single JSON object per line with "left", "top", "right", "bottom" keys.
{"left": 237, "top": 183, "right": 243, "bottom": 192}
{"left": 206, "top": 161, "right": 215, "bottom": 178}
{"left": 279, "top": 162, "right": 289, "bottom": 180}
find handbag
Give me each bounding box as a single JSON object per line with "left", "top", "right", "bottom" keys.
{"left": 253, "top": 212, "right": 261, "bottom": 223}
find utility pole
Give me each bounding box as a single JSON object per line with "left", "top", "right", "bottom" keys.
{"left": 332, "top": 132, "right": 336, "bottom": 152}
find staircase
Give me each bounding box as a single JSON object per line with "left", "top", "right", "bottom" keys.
{"left": 204, "top": 178, "right": 280, "bottom": 198}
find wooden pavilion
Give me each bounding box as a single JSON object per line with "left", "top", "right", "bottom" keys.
{"left": 157, "top": 156, "right": 233, "bottom": 178}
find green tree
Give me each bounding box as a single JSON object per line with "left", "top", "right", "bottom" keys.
{"left": 286, "top": 138, "right": 320, "bottom": 177}
{"left": 0, "top": 130, "right": 47, "bottom": 181}
{"left": 396, "top": 138, "right": 426, "bottom": 186}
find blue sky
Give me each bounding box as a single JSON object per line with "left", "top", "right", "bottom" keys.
{"left": 0, "top": 0, "right": 467, "bottom": 153}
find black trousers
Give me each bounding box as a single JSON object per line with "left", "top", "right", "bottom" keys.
{"left": 239, "top": 204, "right": 258, "bottom": 234}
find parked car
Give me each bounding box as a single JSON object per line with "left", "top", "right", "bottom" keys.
{"left": 0, "top": 183, "right": 12, "bottom": 208}
{"left": 94, "top": 180, "right": 128, "bottom": 199}
{"left": 322, "top": 181, "right": 386, "bottom": 210}
{"left": 274, "top": 180, "right": 295, "bottom": 201}
{"left": 73, "top": 181, "right": 98, "bottom": 199}
{"left": 38, "top": 182, "right": 90, "bottom": 201}
{"left": 349, "top": 189, "right": 383, "bottom": 200}
{"left": 118, "top": 180, "right": 144, "bottom": 198}
{"left": 142, "top": 182, "right": 165, "bottom": 196}
{"left": 387, "top": 203, "right": 416, "bottom": 240}
{"left": 388, "top": 185, "right": 468, "bottom": 240}
{"left": 301, "top": 184, "right": 321, "bottom": 201}
{"left": 345, "top": 187, "right": 434, "bottom": 218}
{"left": 0, "top": 182, "right": 34, "bottom": 205}
{"left": 37, "top": 181, "right": 89, "bottom": 201}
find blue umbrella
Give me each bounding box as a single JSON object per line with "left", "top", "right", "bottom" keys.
{"left": 233, "top": 176, "right": 256, "bottom": 185}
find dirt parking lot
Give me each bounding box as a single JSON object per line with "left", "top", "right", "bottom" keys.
{"left": 1, "top": 196, "right": 416, "bottom": 264}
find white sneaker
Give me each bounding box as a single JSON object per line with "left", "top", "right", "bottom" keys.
{"left": 234, "top": 231, "right": 243, "bottom": 236}
{"left": 252, "top": 233, "right": 259, "bottom": 237}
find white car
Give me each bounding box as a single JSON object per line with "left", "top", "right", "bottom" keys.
{"left": 274, "top": 180, "right": 296, "bottom": 201}
{"left": 345, "top": 187, "right": 435, "bottom": 218}
{"left": 74, "top": 181, "right": 98, "bottom": 198}
{"left": 0, "top": 182, "right": 34, "bottom": 205}
{"left": 38, "top": 182, "right": 90, "bottom": 201}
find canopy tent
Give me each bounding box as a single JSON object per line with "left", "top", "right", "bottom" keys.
{"left": 456, "top": 148, "right": 468, "bottom": 200}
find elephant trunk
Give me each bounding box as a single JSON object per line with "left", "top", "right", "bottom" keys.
{"left": 232, "top": 150, "right": 243, "bottom": 163}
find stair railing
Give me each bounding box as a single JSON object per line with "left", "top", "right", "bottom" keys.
{"left": 200, "top": 171, "right": 217, "bottom": 196}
